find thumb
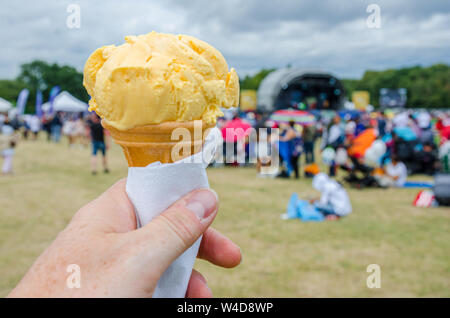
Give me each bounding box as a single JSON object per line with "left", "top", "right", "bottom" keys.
{"left": 131, "top": 188, "right": 218, "bottom": 274}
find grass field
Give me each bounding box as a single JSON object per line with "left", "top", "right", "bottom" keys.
{"left": 1, "top": 136, "right": 449, "bottom": 297}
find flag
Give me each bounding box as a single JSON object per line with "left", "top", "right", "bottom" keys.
{"left": 36, "top": 90, "right": 43, "bottom": 118}
{"left": 48, "top": 86, "right": 60, "bottom": 114}
{"left": 16, "top": 88, "right": 30, "bottom": 115}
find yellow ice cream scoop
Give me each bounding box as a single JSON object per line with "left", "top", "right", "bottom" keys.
{"left": 83, "top": 31, "right": 239, "bottom": 131}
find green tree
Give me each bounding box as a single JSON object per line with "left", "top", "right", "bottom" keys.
{"left": 1, "top": 61, "right": 448, "bottom": 113}
{"left": 0, "top": 79, "right": 28, "bottom": 105}
{"left": 240, "top": 68, "right": 275, "bottom": 90}
{"left": 17, "top": 60, "right": 88, "bottom": 113}
{"left": 342, "top": 64, "right": 450, "bottom": 108}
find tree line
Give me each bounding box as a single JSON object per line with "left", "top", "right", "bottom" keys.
{"left": 0, "top": 61, "right": 448, "bottom": 113}
{"left": 0, "top": 60, "right": 89, "bottom": 114}
{"left": 240, "top": 64, "right": 450, "bottom": 108}
{"left": 341, "top": 64, "right": 450, "bottom": 108}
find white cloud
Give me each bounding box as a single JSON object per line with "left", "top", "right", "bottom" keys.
{"left": 1, "top": 0, "right": 449, "bottom": 80}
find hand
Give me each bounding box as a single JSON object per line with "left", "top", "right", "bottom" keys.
{"left": 8, "top": 179, "right": 241, "bottom": 298}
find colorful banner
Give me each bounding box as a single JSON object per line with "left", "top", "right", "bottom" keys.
{"left": 35, "top": 90, "right": 43, "bottom": 118}
{"left": 239, "top": 89, "right": 257, "bottom": 111}
{"left": 16, "top": 88, "right": 30, "bottom": 115}
{"left": 48, "top": 86, "right": 60, "bottom": 114}
{"left": 352, "top": 91, "right": 370, "bottom": 110}
{"left": 270, "top": 109, "right": 315, "bottom": 126}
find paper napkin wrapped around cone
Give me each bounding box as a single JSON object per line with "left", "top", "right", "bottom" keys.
{"left": 126, "top": 127, "right": 221, "bottom": 297}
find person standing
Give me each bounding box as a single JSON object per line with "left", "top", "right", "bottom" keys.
{"left": 9, "top": 115, "right": 20, "bottom": 133}
{"left": 327, "top": 115, "right": 344, "bottom": 176}
{"left": 42, "top": 114, "right": 52, "bottom": 141}
{"left": 0, "top": 113, "right": 5, "bottom": 130}
{"left": 86, "top": 113, "right": 109, "bottom": 175}
{"left": 22, "top": 116, "right": 30, "bottom": 140}
{"left": 50, "top": 112, "right": 63, "bottom": 142}
{"left": 74, "top": 113, "right": 88, "bottom": 147}
{"left": 354, "top": 116, "right": 366, "bottom": 137}
{"left": 417, "top": 112, "right": 434, "bottom": 145}
{"left": 2, "top": 140, "right": 16, "bottom": 175}
{"left": 377, "top": 111, "right": 390, "bottom": 138}
{"left": 302, "top": 124, "right": 316, "bottom": 164}
{"left": 344, "top": 118, "right": 356, "bottom": 142}
{"left": 29, "top": 115, "right": 41, "bottom": 140}
{"left": 279, "top": 121, "right": 301, "bottom": 179}
{"left": 63, "top": 116, "right": 77, "bottom": 147}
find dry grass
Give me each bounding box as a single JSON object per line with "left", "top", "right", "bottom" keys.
{"left": 1, "top": 135, "right": 449, "bottom": 297}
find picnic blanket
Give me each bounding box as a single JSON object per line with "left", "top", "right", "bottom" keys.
{"left": 402, "top": 181, "right": 433, "bottom": 188}
{"left": 285, "top": 193, "right": 325, "bottom": 222}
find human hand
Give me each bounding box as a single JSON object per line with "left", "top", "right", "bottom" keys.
{"left": 8, "top": 179, "right": 241, "bottom": 298}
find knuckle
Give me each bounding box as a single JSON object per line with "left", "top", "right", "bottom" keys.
{"left": 158, "top": 208, "right": 200, "bottom": 247}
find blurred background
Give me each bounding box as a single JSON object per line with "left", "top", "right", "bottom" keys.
{"left": 0, "top": 0, "right": 449, "bottom": 297}
{"left": 1, "top": 0, "right": 450, "bottom": 109}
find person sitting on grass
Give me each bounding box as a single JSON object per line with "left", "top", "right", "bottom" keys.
{"left": 417, "top": 142, "right": 437, "bottom": 175}
{"left": 282, "top": 172, "right": 352, "bottom": 222}
{"left": 385, "top": 154, "right": 408, "bottom": 187}
{"left": 341, "top": 155, "right": 380, "bottom": 189}
{"left": 312, "top": 173, "right": 352, "bottom": 220}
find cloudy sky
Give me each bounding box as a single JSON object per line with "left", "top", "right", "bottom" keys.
{"left": 1, "top": 0, "right": 449, "bottom": 79}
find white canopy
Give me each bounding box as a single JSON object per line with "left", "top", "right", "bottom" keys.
{"left": 42, "top": 91, "right": 88, "bottom": 113}
{"left": 0, "top": 97, "right": 13, "bottom": 112}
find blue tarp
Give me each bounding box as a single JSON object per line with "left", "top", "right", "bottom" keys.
{"left": 402, "top": 181, "right": 433, "bottom": 188}
{"left": 286, "top": 193, "right": 325, "bottom": 222}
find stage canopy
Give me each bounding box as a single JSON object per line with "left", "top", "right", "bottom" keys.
{"left": 42, "top": 91, "right": 88, "bottom": 113}
{"left": 257, "top": 68, "right": 345, "bottom": 112}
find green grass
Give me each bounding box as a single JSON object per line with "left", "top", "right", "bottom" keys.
{"left": 1, "top": 136, "right": 449, "bottom": 297}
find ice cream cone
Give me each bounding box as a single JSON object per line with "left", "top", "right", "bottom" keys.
{"left": 102, "top": 120, "right": 214, "bottom": 167}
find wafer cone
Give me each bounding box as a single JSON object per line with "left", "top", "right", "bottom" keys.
{"left": 102, "top": 120, "right": 214, "bottom": 167}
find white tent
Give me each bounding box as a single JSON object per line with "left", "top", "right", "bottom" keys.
{"left": 42, "top": 91, "right": 88, "bottom": 113}
{"left": 0, "top": 97, "right": 13, "bottom": 112}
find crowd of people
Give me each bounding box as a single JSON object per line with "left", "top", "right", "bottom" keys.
{"left": 1, "top": 107, "right": 450, "bottom": 186}
{"left": 324, "top": 110, "right": 449, "bottom": 188}
{"left": 0, "top": 111, "right": 110, "bottom": 175}
{"left": 212, "top": 107, "right": 450, "bottom": 217}
{"left": 216, "top": 108, "right": 450, "bottom": 189}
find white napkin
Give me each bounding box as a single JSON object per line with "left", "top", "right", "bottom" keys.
{"left": 126, "top": 127, "right": 221, "bottom": 298}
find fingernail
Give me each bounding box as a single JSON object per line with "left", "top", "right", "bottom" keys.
{"left": 186, "top": 189, "right": 218, "bottom": 221}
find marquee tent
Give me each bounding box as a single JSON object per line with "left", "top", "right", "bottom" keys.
{"left": 42, "top": 91, "right": 88, "bottom": 113}
{"left": 0, "top": 97, "right": 13, "bottom": 112}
